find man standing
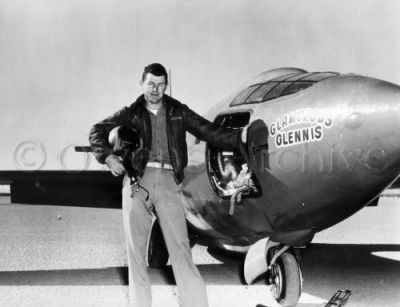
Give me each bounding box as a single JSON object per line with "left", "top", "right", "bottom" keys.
{"left": 89, "top": 63, "right": 247, "bottom": 307}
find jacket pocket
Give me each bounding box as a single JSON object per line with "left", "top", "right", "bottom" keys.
{"left": 170, "top": 116, "right": 183, "bottom": 121}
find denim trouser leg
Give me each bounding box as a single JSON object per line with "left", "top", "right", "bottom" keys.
{"left": 122, "top": 168, "right": 209, "bottom": 307}
{"left": 122, "top": 176, "right": 153, "bottom": 307}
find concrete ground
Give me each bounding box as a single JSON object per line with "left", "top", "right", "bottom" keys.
{"left": 0, "top": 195, "right": 399, "bottom": 307}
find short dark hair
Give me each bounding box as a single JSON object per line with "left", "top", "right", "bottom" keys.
{"left": 142, "top": 63, "right": 168, "bottom": 84}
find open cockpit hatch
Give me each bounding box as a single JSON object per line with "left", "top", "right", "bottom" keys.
{"left": 206, "top": 112, "right": 261, "bottom": 201}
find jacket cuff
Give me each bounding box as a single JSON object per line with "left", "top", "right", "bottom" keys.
{"left": 94, "top": 148, "right": 113, "bottom": 164}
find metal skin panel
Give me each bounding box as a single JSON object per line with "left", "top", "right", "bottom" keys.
{"left": 243, "top": 237, "right": 271, "bottom": 284}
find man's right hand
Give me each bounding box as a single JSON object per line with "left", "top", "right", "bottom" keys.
{"left": 105, "top": 154, "right": 126, "bottom": 176}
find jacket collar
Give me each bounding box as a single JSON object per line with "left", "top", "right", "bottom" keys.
{"left": 130, "top": 94, "right": 180, "bottom": 111}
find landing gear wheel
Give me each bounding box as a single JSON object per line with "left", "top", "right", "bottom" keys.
{"left": 267, "top": 251, "right": 301, "bottom": 307}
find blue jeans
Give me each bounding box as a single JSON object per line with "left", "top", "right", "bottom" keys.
{"left": 122, "top": 167, "right": 209, "bottom": 307}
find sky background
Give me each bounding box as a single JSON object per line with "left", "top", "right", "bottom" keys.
{"left": 1, "top": 0, "right": 400, "bottom": 170}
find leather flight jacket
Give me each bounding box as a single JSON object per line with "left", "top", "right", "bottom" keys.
{"left": 89, "top": 94, "right": 242, "bottom": 184}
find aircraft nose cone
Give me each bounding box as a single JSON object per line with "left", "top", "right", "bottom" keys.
{"left": 345, "top": 112, "right": 364, "bottom": 129}
{"left": 348, "top": 77, "right": 400, "bottom": 173}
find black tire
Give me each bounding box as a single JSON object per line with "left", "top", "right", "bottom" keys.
{"left": 268, "top": 251, "right": 302, "bottom": 307}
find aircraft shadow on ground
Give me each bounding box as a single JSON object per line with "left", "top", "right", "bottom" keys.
{"left": 0, "top": 243, "right": 399, "bottom": 289}
{"left": 300, "top": 243, "right": 400, "bottom": 300}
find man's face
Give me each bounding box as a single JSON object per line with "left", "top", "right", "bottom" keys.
{"left": 141, "top": 73, "right": 167, "bottom": 105}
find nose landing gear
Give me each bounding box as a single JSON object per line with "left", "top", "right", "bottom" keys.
{"left": 244, "top": 238, "right": 302, "bottom": 307}
{"left": 267, "top": 248, "right": 301, "bottom": 307}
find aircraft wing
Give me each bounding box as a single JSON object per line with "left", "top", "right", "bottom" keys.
{"left": 0, "top": 170, "right": 122, "bottom": 208}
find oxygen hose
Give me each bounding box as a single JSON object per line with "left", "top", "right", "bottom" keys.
{"left": 130, "top": 177, "right": 150, "bottom": 201}
{"left": 229, "top": 184, "right": 250, "bottom": 216}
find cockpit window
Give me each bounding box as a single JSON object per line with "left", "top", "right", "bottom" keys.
{"left": 269, "top": 73, "right": 299, "bottom": 82}
{"left": 263, "top": 82, "right": 293, "bottom": 101}
{"left": 300, "top": 72, "right": 338, "bottom": 82}
{"left": 230, "top": 71, "right": 339, "bottom": 106}
{"left": 281, "top": 82, "right": 313, "bottom": 96}
{"left": 230, "top": 85, "right": 260, "bottom": 106}
{"left": 245, "top": 83, "right": 277, "bottom": 103}
{"left": 283, "top": 72, "right": 314, "bottom": 81}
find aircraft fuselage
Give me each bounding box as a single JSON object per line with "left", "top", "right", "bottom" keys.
{"left": 182, "top": 68, "right": 400, "bottom": 250}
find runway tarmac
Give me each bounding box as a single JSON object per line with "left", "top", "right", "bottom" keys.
{"left": 0, "top": 195, "right": 399, "bottom": 307}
